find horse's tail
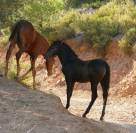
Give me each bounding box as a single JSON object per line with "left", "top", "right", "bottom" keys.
{"left": 5, "top": 22, "right": 21, "bottom": 77}
{"left": 6, "top": 21, "right": 22, "bottom": 56}
{"left": 9, "top": 21, "right": 21, "bottom": 44}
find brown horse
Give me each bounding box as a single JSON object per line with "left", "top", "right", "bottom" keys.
{"left": 5, "top": 20, "right": 54, "bottom": 89}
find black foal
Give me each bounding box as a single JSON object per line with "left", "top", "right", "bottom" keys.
{"left": 44, "top": 40, "right": 110, "bottom": 120}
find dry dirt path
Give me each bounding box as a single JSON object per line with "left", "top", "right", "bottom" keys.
{"left": 40, "top": 85, "right": 136, "bottom": 125}
{"left": 0, "top": 77, "right": 134, "bottom": 133}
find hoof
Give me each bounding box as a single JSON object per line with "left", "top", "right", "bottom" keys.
{"left": 100, "top": 117, "right": 104, "bottom": 121}
{"left": 0, "top": 74, "right": 3, "bottom": 77}
{"left": 33, "top": 87, "right": 36, "bottom": 90}
{"left": 15, "top": 76, "right": 19, "bottom": 80}
{"left": 14, "top": 76, "right": 21, "bottom": 81}
{"left": 65, "top": 105, "right": 69, "bottom": 109}
{"left": 82, "top": 114, "right": 86, "bottom": 118}
{"left": 4, "top": 73, "right": 8, "bottom": 78}
{"left": 47, "top": 71, "right": 52, "bottom": 76}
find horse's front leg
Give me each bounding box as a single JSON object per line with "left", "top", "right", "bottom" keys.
{"left": 65, "top": 79, "right": 75, "bottom": 109}
{"left": 30, "top": 56, "right": 37, "bottom": 89}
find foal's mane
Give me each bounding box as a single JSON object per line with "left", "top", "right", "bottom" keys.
{"left": 58, "top": 41, "right": 78, "bottom": 59}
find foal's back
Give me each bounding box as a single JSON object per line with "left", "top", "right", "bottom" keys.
{"left": 67, "top": 58, "right": 108, "bottom": 82}
{"left": 87, "top": 59, "right": 108, "bottom": 81}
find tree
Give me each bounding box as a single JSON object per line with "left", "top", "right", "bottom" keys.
{"left": 0, "top": 0, "right": 23, "bottom": 28}
{"left": 13, "top": 0, "right": 64, "bottom": 31}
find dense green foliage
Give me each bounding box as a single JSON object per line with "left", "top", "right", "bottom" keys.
{"left": 65, "top": 0, "right": 109, "bottom": 8}
{"left": 0, "top": 0, "right": 64, "bottom": 30}
{"left": 49, "top": 0, "right": 136, "bottom": 50}
{"left": 0, "top": 0, "right": 136, "bottom": 53}
{"left": 0, "top": 0, "right": 24, "bottom": 28}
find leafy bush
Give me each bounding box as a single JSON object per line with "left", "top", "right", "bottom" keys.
{"left": 49, "top": 0, "right": 136, "bottom": 50}
{"left": 65, "top": 0, "right": 110, "bottom": 8}
{"left": 52, "top": 11, "right": 80, "bottom": 40}
{"left": 0, "top": 28, "right": 10, "bottom": 48}
{"left": 1, "top": 0, "right": 136, "bottom": 53}
{"left": 14, "top": 0, "right": 64, "bottom": 30}
{"left": 119, "top": 28, "right": 136, "bottom": 54}
{"left": 77, "top": 13, "right": 119, "bottom": 47}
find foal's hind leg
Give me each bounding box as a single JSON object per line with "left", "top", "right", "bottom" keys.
{"left": 100, "top": 80, "right": 109, "bottom": 121}
{"left": 65, "top": 80, "right": 75, "bottom": 109}
{"left": 82, "top": 82, "right": 98, "bottom": 117}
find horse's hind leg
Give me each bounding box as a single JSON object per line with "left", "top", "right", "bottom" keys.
{"left": 82, "top": 82, "right": 98, "bottom": 117}
{"left": 5, "top": 41, "right": 16, "bottom": 77}
{"left": 19, "top": 67, "right": 32, "bottom": 80}
{"left": 19, "top": 55, "right": 33, "bottom": 80}
{"left": 15, "top": 50, "right": 23, "bottom": 80}
{"left": 100, "top": 79, "right": 109, "bottom": 121}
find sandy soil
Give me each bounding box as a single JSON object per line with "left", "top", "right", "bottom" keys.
{"left": 40, "top": 85, "right": 136, "bottom": 125}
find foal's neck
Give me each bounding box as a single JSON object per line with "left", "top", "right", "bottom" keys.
{"left": 57, "top": 53, "right": 77, "bottom": 66}
{"left": 57, "top": 45, "right": 78, "bottom": 66}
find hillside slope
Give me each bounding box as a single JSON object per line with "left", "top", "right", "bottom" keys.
{"left": 0, "top": 77, "right": 133, "bottom": 133}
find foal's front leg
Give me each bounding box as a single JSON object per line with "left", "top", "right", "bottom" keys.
{"left": 65, "top": 80, "right": 75, "bottom": 109}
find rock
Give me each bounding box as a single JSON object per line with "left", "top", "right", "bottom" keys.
{"left": 0, "top": 78, "right": 131, "bottom": 133}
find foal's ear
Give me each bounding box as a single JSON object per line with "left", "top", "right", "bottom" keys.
{"left": 54, "top": 39, "right": 63, "bottom": 45}
{"left": 59, "top": 39, "right": 66, "bottom": 45}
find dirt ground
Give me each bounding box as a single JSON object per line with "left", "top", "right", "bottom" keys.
{"left": 0, "top": 77, "right": 135, "bottom": 133}
{"left": 40, "top": 85, "right": 136, "bottom": 125}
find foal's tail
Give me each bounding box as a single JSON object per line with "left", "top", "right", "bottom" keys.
{"left": 105, "top": 63, "right": 110, "bottom": 89}
{"left": 102, "top": 63, "right": 110, "bottom": 91}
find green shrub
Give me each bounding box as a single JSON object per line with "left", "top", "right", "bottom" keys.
{"left": 51, "top": 0, "right": 136, "bottom": 50}
{"left": 77, "top": 14, "right": 119, "bottom": 47}
{"left": 0, "top": 28, "right": 10, "bottom": 48}
{"left": 1, "top": 0, "right": 136, "bottom": 54}
{"left": 51, "top": 10, "right": 80, "bottom": 40}
{"left": 119, "top": 28, "right": 136, "bottom": 54}
{"left": 65, "top": 0, "right": 110, "bottom": 8}
{"left": 14, "top": 0, "right": 64, "bottom": 30}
